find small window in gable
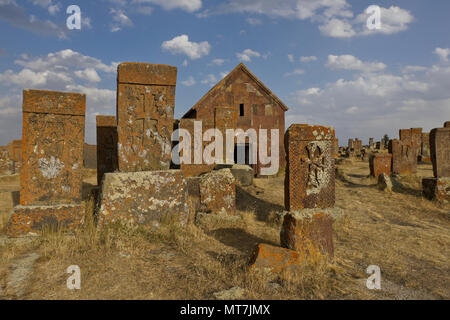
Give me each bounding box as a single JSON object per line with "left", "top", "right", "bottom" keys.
{"left": 240, "top": 104, "right": 244, "bottom": 116}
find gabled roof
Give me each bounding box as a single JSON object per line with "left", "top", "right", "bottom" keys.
{"left": 182, "top": 63, "right": 289, "bottom": 119}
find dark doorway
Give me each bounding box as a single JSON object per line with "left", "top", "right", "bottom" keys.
{"left": 234, "top": 143, "right": 251, "bottom": 165}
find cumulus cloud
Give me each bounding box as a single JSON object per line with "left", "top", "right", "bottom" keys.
{"left": 236, "top": 49, "right": 261, "bottom": 62}
{"left": 201, "top": 74, "right": 218, "bottom": 86}
{"left": 131, "top": 0, "right": 202, "bottom": 12}
{"left": 326, "top": 55, "right": 386, "bottom": 73}
{"left": 181, "top": 76, "right": 196, "bottom": 86}
{"left": 162, "top": 34, "right": 211, "bottom": 60}
{"left": 287, "top": 54, "right": 294, "bottom": 63}
{"left": 0, "top": 0, "right": 66, "bottom": 38}
{"left": 435, "top": 48, "right": 450, "bottom": 62}
{"left": 210, "top": 58, "right": 225, "bottom": 66}
{"left": 74, "top": 68, "right": 102, "bottom": 83}
{"left": 300, "top": 56, "right": 317, "bottom": 62}
{"left": 287, "top": 51, "right": 450, "bottom": 144}
{"left": 110, "top": 8, "right": 133, "bottom": 32}
{"left": 284, "top": 69, "right": 305, "bottom": 77}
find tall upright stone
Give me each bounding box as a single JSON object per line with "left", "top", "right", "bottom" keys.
{"left": 96, "top": 115, "right": 118, "bottom": 185}
{"left": 421, "top": 132, "right": 431, "bottom": 162}
{"left": 422, "top": 127, "right": 450, "bottom": 203}
{"left": 117, "top": 63, "right": 177, "bottom": 172}
{"left": 285, "top": 124, "right": 335, "bottom": 211}
{"left": 389, "top": 139, "right": 417, "bottom": 175}
{"left": 7, "top": 90, "right": 86, "bottom": 237}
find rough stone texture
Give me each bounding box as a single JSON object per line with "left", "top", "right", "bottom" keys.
{"left": 0, "top": 146, "right": 10, "bottom": 173}
{"left": 421, "top": 133, "right": 431, "bottom": 162}
{"left": 181, "top": 63, "right": 287, "bottom": 176}
{"left": 6, "top": 203, "right": 85, "bottom": 238}
{"left": 422, "top": 177, "right": 450, "bottom": 203}
{"left": 369, "top": 153, "right": 392, "bottom": 178}
{"left": 117, "top": 63, "right": 177, "bottom": 172}
{"left": 400, "top": 128, "right": 422, "bottom": 162}
{"left": 389, "top": 139, "right": 417, "bottom": 175}
{"left": 430, "top": 128, "right": 450, "bottom": 178}
{"left": 444, "top": 121, "right": 450, "bottom": 128}
{"left": 96, "top": 115, "right": 118, "bottom": 185}
{"left": 378, "top": 173, "right": 393, "bottom": 192}
{"left": 97, "top": 170, "right": 190, "bottom": 227}
{"left": 284, "top": 124, "right": 335, "bottom": 211}
{"left": 230, "top": 164, "right": 254, "bottom": 186}
{"left": 280, "top": 211, "right": 334, "bottom": 258}
{"left": 179, "top": 118, "right": 215, "bottom": 177}
{"left": 8, "top": 140, "right": 22, "bottom": 168}
{"left": 83, "top": 143, "right": 97, "bottom": 169}
{"left": 348, "top": 139, "right": 354, "bottom": 149}
{"left": 249, "top": 243, "right": 301, "bottom": 273}
{"left": 20, "top": 90, "right": 85, "bottom": 206}
{"left": 213, "top": 287, "right": 245, "bottom": 300}
{"left": 199, "top": 169, "right": 236, "bottom": 215}
{"left": 354, "top": 139, "right": 362, "bottom": 155}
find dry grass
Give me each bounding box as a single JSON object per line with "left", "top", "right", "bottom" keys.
{"left": 0, "top": 160, "right": 449, "bottom": 300}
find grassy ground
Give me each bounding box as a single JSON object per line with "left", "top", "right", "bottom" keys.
{"left": 0, "top": 161, "right": 449, "bottom": 300}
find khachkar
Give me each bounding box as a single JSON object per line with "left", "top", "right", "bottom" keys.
{"left": 282, "top": 124, "right": 336, "bottom": 259}
{"left": 7, "top": 90, "right": 86, "bottom": 237}
{"left": 96, "top": 115, "right": 118, "bottom": 185}
{"left": 117, "top": 62, "right": 177, "bottom": 172}
{"left": 422, "top": 127, "right": 450, "bottom": 203}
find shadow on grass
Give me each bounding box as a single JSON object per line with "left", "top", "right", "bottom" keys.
{"left": 236, "top": 186, "right": 284, "bottom": 222}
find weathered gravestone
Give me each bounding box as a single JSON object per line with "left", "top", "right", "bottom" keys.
{"left": 389, "top": 139, "right": 417, "bottom": 175}
{"left": 96, "top": 115, "right": 118, "bottom": 185}
{"left": 422, "top": 127, "right": 450, "bottom": 203}
{"left": 370, "top": 153, "right": 392, "bottom": 178}
{"left": 7, "top": 90, "right": 86, "bottom": 237}
{"left": 421, "top": 132, "right": 431, "bottom": 162}
{"left": 117, "top": 63, "right": 177, "bottom": 172}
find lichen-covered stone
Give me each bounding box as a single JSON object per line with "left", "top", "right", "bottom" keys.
{"left": 199, "top": 169, "right": 236, "bottom": 215}
{"left": 421, "top": 133, "right": 431, "bottom": 162}
{"left": 117, "top": 63, "right": 177, "bottom": 172}
{"left": 96, "top": 115, "right": 118, "bottom": 185}
{"left": 284, "top": 124, "right": 335, "bottom": 211}
{"left": 97, "top": 170, "right": 190, "bottom": 227}
{"left": 20, "top": 90, "right": 86, "bottom": 206}
{"left": 249, "top": 244, "right": 301, "bottom": 273}
{"left": 280, "top": 211, "right": 334, "bottom": 258}
{"left": 369, "top": 153, "right": 392, "bottom": 178}
{"left": 378, "top": 173, "right": 393, "bottom": 192}
{"left": 430, "top": 128, "right": 450, "bottom": 178}
{"left": 230, "top": 164, "right": 254, "bottom": 186}
{"left": 6, "top": 203, "right": 85, "bottom": 238}
{"left": 389, "top": 139, "right": 417, "bottom": 175}
{"left": 422, "top": 177, "right": 450, "bottom": 203}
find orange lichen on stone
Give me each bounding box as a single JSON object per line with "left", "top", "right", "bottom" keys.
{"left": 422, "top": 177, "right": 450, "bottom": 203}
{"left": 199, "top": 169, "right": 236, "bottom": 215}
{"left": 369, "top": 153, "right": 392, "bottom": 178}
{"left": 6, "top": 203, "right": 85, "bottom": 238}
{"left": 280, "top": 211, "right": 334, "bottom": 259}
{"left": 117, "top": 63, "right": 177, "bottom": 86}
{"left": 249, "top": 244, "right": 301, "bottom": 273}
{"left": 389, "top": 139, "right": 417, "bottom": 175}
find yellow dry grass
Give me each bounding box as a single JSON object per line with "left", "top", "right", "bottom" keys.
{"left": 0, "top": 160, "right": 449, "bottom": 300}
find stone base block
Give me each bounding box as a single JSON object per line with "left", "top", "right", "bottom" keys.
{"left": 249, "top": 244, "right": 301, "bottom": 273}
{"left": 199, "top": 169, "right": 236, "bottom": 215}
{"left": 230, "top": 164, "right": 254, "bottom": 186}
{"left": 280, "top": 210, "right": 334, "bottom": 258}
{"left": 7, "top": 203, "right": 85, "bottom": 238}
{"left": 422, "top": 177, "right": 450, "bottom": 203}
{"left": 97, "top": 170, "right": 190, "bottom": 227}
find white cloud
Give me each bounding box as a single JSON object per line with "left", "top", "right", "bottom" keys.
{"left": 74, "top": 68, "right": 101, "bottom": 83}
{"left": 288, "top": 54, "right": 449, "bottom": 144}
{"left": 110, "top": 8, "right": 133, "bottom": 32}
{"left": 300, "top": 56, "right": 317, "bottom": 62}
{"left": 402, "top": 65, "right": 427, "bottom": 74}
{"left": 326, "top": 55, "right": 386, "bottom": 73}
{"left": 201, "top": 74, "right": 218, "bottom": 86}
{"left": 284, "top": 69, "right": 305, "bottom": 77}
{"left": 161, "top": 34, "right": 211, "bottom": 60}
{"left": 356, "top": 6, "right": 414, "bottom": 35}
{"left": 132, "top": 0, "right": 202, "bottom": 12}
{"left": 287, "top": 54, "right": 294, "bottom": 63}
{"left": 319, "top": 18, "right": 355, "bottom": 38}
{"left": 236, "top": 49, "right": 261, "bottom": 62}
{"left": 211, "top": 58, "right": 225, "bottom": 66}
{"left": 181, "top": 76, "right": 196, "bottom": 86}
{"left": 246, "top": 17, "right": 262, "bottom": 25}
{"left": 435, "top": 48, "right": 450, "bottom": 62}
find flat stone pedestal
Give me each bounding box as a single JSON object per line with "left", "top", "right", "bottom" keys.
{"left": 249, "top": 244, "right": 300, "bottom": 273}
{"left": 7, "top": 203, "right": 85, "bottom": 238}
{"left": 422, "top": 177, "right": 450, "bottom": 203}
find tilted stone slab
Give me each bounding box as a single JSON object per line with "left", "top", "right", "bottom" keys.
{"left": 284, "top": 124, "right": 335, "bottom": 211}
{"left": 6, "top": 203, "right": 85, "bottom": 238}
{"left": 97, "top": 170, "right": 190, "bottom": 227}
{"left": 422, "top": 177, "right": 450, "bottom": 204}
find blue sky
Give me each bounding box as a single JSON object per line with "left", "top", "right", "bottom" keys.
{"left": 0, "top": 0, "right": 449, "bottom": 145}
